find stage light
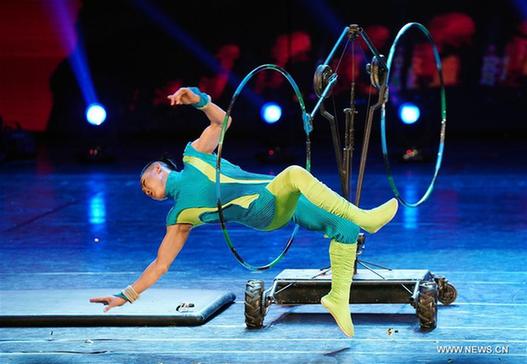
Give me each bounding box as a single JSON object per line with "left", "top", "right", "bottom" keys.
{"left": 85, "top": 103, "right": 107, "bottom": 126}
{"left": 398, "top": 102, "right": 420, "bottom": 124}
{"left": 89, "top": 193, "right": 106, "bottom": 225}
{"left": 260, "top": 102, "right": 282, "bottom": 124}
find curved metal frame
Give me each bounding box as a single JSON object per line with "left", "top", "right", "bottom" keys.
{"left": 215, "top": 64, "right": 311, "bottom": 271}
{"left": 381, "top": 22, "right": 447, "bottom": 208}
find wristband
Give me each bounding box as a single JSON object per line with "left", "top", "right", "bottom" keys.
{"left": 113, "top": 291, "right": 130, "bottom": 303}
{"left": 114, "top": 285, "right": 140, "bottom": 304}
{"left": 189, "top": 87, "right": 211, "bottom": 110}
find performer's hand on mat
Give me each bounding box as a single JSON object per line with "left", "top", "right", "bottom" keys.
{"left": 167, "top": 87, "right": 200, "bottom": 106}
{"left": 89, "top": 296, "right": 127, "bottom": 313}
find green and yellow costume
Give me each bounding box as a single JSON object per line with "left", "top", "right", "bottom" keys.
{"left": 165, "top": 142, "right": 398, "bottom": 337}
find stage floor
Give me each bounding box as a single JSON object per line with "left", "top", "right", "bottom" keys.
{"left": 1, "top": 138, "right": 526, "bottom": 363}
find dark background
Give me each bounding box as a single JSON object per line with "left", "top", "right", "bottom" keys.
{"left": 1, "top": 0, "right": 526, "bottom": 164}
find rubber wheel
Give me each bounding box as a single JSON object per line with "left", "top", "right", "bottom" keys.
{"left": 245, "top": 280, "right": 265, "bottom": 329}
{"left": 416, "top": 281, "right": 438, "bottom": 330}
{"left": 438, "top": 282, "right": 457, "bottom": 306}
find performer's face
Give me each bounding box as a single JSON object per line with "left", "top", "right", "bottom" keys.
{"left": 140, "top": 163, "right": 168, "bottom": 201}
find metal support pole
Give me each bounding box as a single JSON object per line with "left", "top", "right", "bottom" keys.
{"left": 320, "top": 103, "right": 347, "bottom": 194}
{"left": 354, "top": 85, "right": 388, "bottom": 207}
{"left": 342, "top": 82, "right": 357, "bottom": 200}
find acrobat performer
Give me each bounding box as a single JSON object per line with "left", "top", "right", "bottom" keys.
{"left": 89, "top": 87, "right": 398, "bottom": 337}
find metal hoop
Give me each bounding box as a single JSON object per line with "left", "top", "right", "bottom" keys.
{"left": 381, "top": 22, "right": 447, "bottom": 208}
{"left": 216, "top": 64, "right": 311, "bottom": 271}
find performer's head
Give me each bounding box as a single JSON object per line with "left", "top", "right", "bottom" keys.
{"left": 140, "top": 161, "right": 171, "bottom": 201}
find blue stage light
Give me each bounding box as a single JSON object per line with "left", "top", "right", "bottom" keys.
{"left": 260, "top": 102, "right": 282, "bottom": 124}
{"left": 89, "top": 194, "right": 106, "bottom": 225}
{"left": 85, "top": 104, "right": 107, "bottom": 126}
{"left": 398, "top": 102, "right": 420, "bottom": 124}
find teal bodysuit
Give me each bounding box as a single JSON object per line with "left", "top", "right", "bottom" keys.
{"left": 165, "top": 142, "right": 360, "bottom": 244}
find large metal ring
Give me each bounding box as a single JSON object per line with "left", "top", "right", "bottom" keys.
{"left": 216, "top": 64, "right": 310, "bottom": 271}
{"left": 381, "top": 22, "right": 447, "bottom": 208}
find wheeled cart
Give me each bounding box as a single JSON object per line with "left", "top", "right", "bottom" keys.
{"left": 244, "top": 237, "right": 457, "bottom": 330}
{"left": 245, "top": 263, "right": 457, "bottom": 331}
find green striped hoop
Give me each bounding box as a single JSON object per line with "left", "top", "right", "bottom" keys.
{"left": 381, "top": 22, "right": 447, "bottom": 208}
{"left": 216, "top": 64, "right": 311, "bottom": 271}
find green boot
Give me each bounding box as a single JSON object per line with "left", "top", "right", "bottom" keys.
{"left": 321, "top": 239, "right": 357, "bottom": 337}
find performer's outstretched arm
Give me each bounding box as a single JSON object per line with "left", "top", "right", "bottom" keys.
{"left": 168, "top": 87, "right": 232, "bottom": 154}
{"left": 132, "top": 223, "right": 191, "bottom": 293}
{"left": 89, "top": 223, "right": 191, "bottom": 312}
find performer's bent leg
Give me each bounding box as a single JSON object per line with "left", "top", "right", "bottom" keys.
{"left": 266, "top": 165, "right": 398, "bottom": 233}
{"left": 291, "top": 195, "right": 360, "bottom": 244}
{"left": 292, "top": 196, "right": 358, "bottom": 337}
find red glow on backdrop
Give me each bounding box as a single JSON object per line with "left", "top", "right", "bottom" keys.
{"left": 199, "top": 44, "right": 241, "bottom": 99}
{"left": 272, "top": 32, "right": 312, "bottom": 65}
{"left": 254, "top": 31, "right": 312, "bottom": 92}
{"left": 429, "top": 12, "right": 476, "bottom": 49}
{"left": 0, "top": 0, "right": 81, "bottom": 132}
{"left": 405, "top": 13, "right": 477, "bottom": 89}
{"left": 358, "top": 24, "right": 391, "bottom": 50}
{"left": 503, "top": 20, "right": 527, "bottom": 87}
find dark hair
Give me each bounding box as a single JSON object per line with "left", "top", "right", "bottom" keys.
{"left": 160, "top": 155, "right": 178, "bottom": 170}
{"left": 140, "top": 156, "right": 178, "bottom": 179}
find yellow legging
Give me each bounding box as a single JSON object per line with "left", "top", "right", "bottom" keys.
{"left": 263, "top": 165, "right": 398, "bottom": 234}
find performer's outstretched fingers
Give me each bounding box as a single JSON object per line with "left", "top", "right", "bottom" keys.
{"left": 175, "top": 89, "right": 188, "bottom": 104}
{"left": 89, "top": 296, "right": 110, "bottom": 305}
{"left": 167, "top": 88, "right": 186, "bottom": 105}
{"left": 175, "top": 87, "right": 186, "bottom": 97}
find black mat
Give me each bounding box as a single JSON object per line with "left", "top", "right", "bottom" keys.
{"left": 0, "top": 288, "right": 235, "bottom": 327}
